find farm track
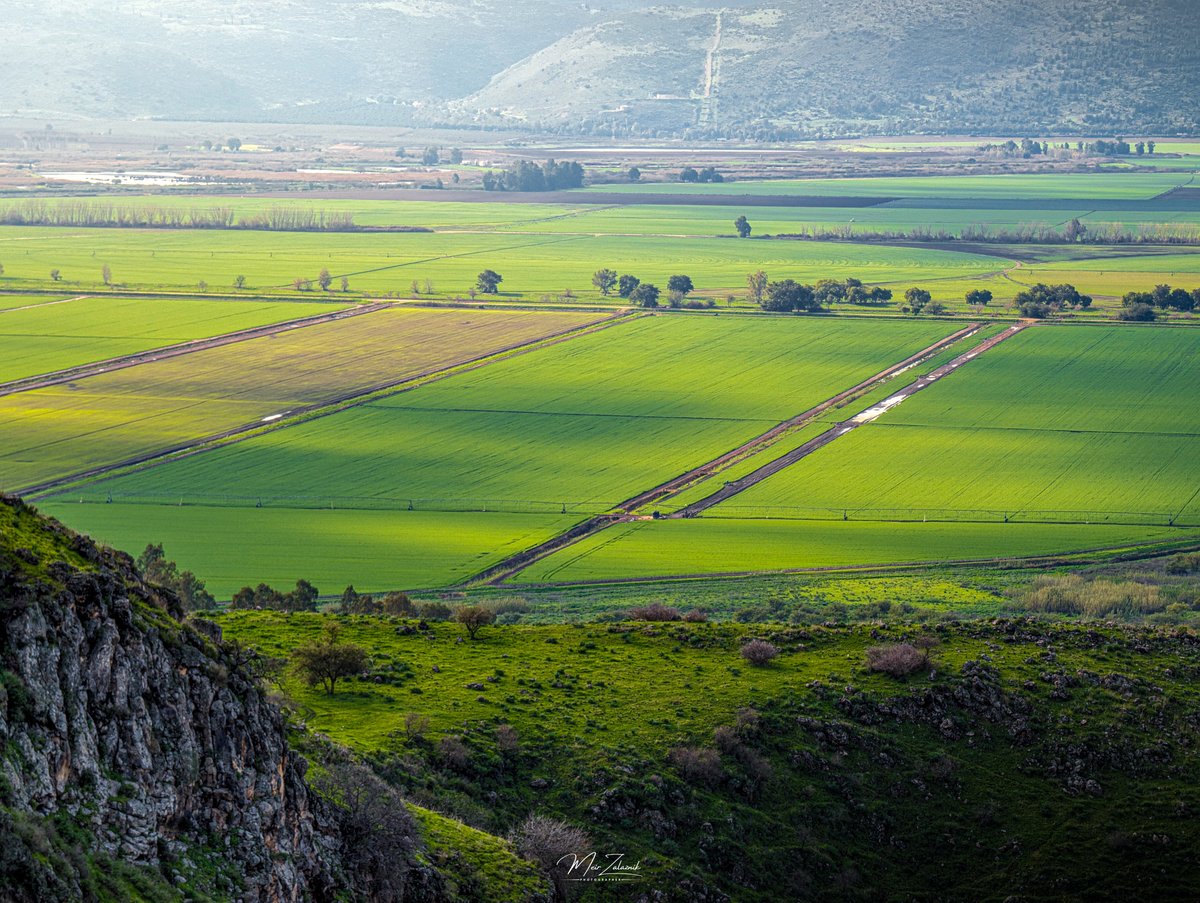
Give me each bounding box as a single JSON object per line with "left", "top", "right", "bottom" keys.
{"left": 0, "top": 302, "right": 388, "bottom": 397}
{"left": 22, "top": 310, "right": 640, "bottom": 498}
{"left": 0, "top": 295, "right": 90, "bottom": 314}
{"left": 673, "top": 322, "right": 1031, "bottom": 516}
{"left": 464, "top": 322, "right": 989, "bottom": 587}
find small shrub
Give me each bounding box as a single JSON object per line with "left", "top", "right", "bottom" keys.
{"left": 1166, "top": 553, "right": 1200, "bottom": 575}
{"left": 628, "top": 603, "right": 681, "bottom": 622}
{"left": 683, "top": 609, "right": 709, "bottom": 623}
{"left": 438, "top": 736, "right": 471, "bottom": 771}
{"left": 496, "top": 724, "right": 520, "bottom": 753}
{"left": 740, "top": 639, "right": 779, "bottom": 666}
{"left": 668, "top": 746, "right": 724, "bottom": 786}
{"left": 417, "top": 602, "right": 452, "bottom": 621}
{"left": 865, "top": 643, "right": 926, "bottom": 678}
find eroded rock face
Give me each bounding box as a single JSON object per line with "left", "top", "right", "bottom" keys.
{"left": 0, "top": 527, "right": 339, "bottom": 901}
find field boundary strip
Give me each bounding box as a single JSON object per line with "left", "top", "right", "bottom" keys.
{"left": 23, "top": 309, "right": 643, "bottom": 498}
{"left": 0, "top": 302, "right": 385, "bottom": 397}
{"left": 672, "top": 322, "right": 1031, "bottom": 517}
{"left": 460, "top": 322, "right": 988, "bottom": 587}
{"left": 0, "top": 295, "right": 90, "bottom": 314}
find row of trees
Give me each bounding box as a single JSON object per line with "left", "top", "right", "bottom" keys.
{"left": 591, "top": 269, "right": 705, "bottom": 308}
{"left": 399, "top": 146, "right": 465, "bottom": 165}
{"left": 980, "top": 138, "right": 1157, "bottom": 158}
{"left": 482, "top": 160, "right": 585, "bottom": 192}
{"left": 0, "top": 202, "right": 359, "bottom": 232}
{"left": 1119, "top": 283, "right": 1200, "bottom": 321}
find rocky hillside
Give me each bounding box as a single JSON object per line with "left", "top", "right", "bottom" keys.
{"left": 0, "top": 496, "right": 451, "bottom": 901}
{"left": 1, "top": 0, "right": 1197, "bottom": 138}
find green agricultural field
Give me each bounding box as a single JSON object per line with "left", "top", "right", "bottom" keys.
{"left": 0, "top": 224, "right": 1007, "bottom": 298}
{"left": 717, "top": 324, "right": 1200, "bottom": 522}
{"left": 0, "top": 306, "right": 603, "bottom": 490}
{"left": 516, "top": 323, "right": 1200, "bottom": 583}
{"left": 0, "top": 295, "right": 347, "bottom": 383}
{"left": 41, "top": 315, "right": 961, "bottom": 590}
{"left": 35, "top": 503, "right": 573, "bottom": 595}
{"left": 586, "top": 171, "right": 1196, "bottom": 200}
{"left": 515, "top": 519, "right": 1194, "bottom": 584}
{"left": 0, "top": 294, "right": 77, "bottom": 311}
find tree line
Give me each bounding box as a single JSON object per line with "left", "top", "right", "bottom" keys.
{"left": 1119, "top": 283, "right": 1200, "bottom": 321}
{"left": 482, "top": 160, "right": 585, "bottom": 192}
{"left": 0, "top": 202, "right": 364, "bottom": 233}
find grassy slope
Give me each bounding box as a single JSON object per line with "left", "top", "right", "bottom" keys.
{"left": 214, "top": 610, "right": 1200, "bottom": 901}
{"left": 0, "top": 296, "right": 347, "bottom": 383}
{"left": 0, "top": 307, "right": 601, "bottom": 491}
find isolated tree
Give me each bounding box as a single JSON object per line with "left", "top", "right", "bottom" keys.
{"left": 628, "top": 166, "right": 642, "bottom": 182}
{"left": 617, "top": 274, "right": 641, "bottom": 298}
{"left": 1064, "top": 218, "right": 1088, "bottom": 242}
{"left": 292, "top": 623, "right": 369, "bottom": 695}
{"left": 0, "top": 262, "right": 4, "bottom": 276}
{"left": 226, "top": 137, "right": 242, "bottom": 151}
{"left": 340, "top": 276, "right": 350, "bottom": 292}
{"left": 424, "top": 278, "right": 435, "bottom": 294}
{"left": 448, "top": 148, "right": 464, "bottom": 164}
{"left": 234, "top": 274, "right": 247, "bottom": 289}
{"left": 411, "top": 279, "right": 421, "bottom": 295}
{"left": 476, "top": 269, "right": 503, "bottom": 294}
{"left": 592, "top": 268, "right": 618, "bottom": 296}
{"left": 746, "top": 270, "right": 768, "bottom": 305}
{"left": 50, "top": 268, "right": 61, "bottom": 282}
{"left": 734, "top": 215, "right": 752, "bottom": 238}
{"left": 679, "top": 167, "right": 700, "bottom": 183}
{"left": 667, "top": 274, "right": 694, "bottom": 296}
{"left": 454, "top": 605, "right": 496, "bottom": 640}
{"left": 1147, "top": 141, "right": 1156, "bottom": 154}
{"left": 101, "top": 264, "right": 112, "bottom": 286}
{"left": 904, "top": 287, "right": 932, "bottom": 314}
{"left": 965, "top": 289, "right": 992, "bottom": 307}
{"left": 197, "top": 280, "right": 208, "bottom": 292}
{"left": 629, "top": 283, "right": 661, "bottom": 308}
{"left": 422, "top": 146, "right": 441, "bottom": 165}
{"left": 318, "top": 268, "right": 333, "bottom": 291}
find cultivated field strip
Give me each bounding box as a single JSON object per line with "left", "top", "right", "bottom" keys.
{"left": 714, "top": 324, "right": 1200, "bottom": 526}
{"left": 0, "top": 295, "right": 351, "bottom": 385}
{"left": 511, "top": 519, "right": 1197, "bottom": 586}
{"left": 0, "top": 307, "right": 607, "bottom": 492}
{"left": 672, "top": 324, "right": 1029, "bottom": 516}
{"left": 40, "top": 316, "right": 961, "bottom": 591}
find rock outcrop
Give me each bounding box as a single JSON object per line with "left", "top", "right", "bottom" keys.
{"left": 0, "top": 497, "right": 341, "bottom": 901}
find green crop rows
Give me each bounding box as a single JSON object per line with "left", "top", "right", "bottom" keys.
{"left": 39, "top": 315, "right": 959, "bottom": 592}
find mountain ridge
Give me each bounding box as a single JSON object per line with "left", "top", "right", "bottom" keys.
{"left": 1, "top": 0, "right": 1197, "bottom": 138}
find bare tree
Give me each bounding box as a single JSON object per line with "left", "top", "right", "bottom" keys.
{"left": 101, "top": 264, "right": 112, "bottom": 286}
{"left": 747, "top": 270, "right": 767, "bottom": 305}
{"left": 512, "top": 814, "right": 591, "bottom": 902}
{"left": 318, "top": 268, "right": 333, "bottom": 291}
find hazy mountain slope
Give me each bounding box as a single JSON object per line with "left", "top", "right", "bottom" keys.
{"left": 1, "top": 0, "right": 1196, "bottom": 136}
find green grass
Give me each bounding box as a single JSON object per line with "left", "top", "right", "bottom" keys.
{"left": 0, "top": 295, "right": 346, "bottom": 383}
{"left": 0, "top": 293, "right": 76, "bottom": 310}
{"left": 409, "top": 804, "right": 547, "bottom": 902}
{"left": 514, "top": 519, "right": 1192, "bottom": 583}
{"left": 0, "top": 307, "right": 601, "bottom": 491}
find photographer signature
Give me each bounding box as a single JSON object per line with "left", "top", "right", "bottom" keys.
{"left": 557, "top": 851, "right": 644, "bottom": 882}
